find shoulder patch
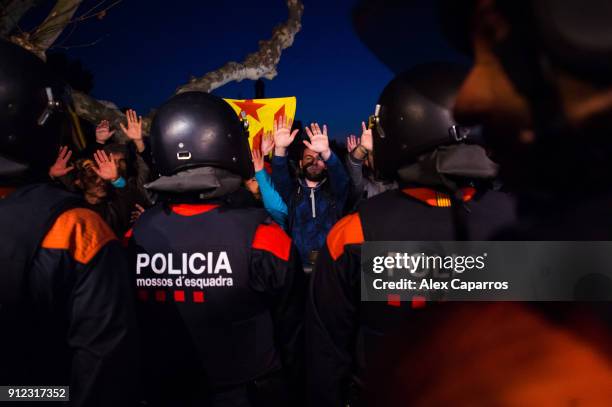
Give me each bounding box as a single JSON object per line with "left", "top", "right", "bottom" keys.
{"left": 171, "top": 204, "right": 219, "bottom": 216}
{"left": 252, "top": 222, "right": 292, "bottom": 261}
{"left": 327, "top": 213, "right": 365, "bottom": 261}
{"left": 122, "top": 227, "right": 134, "bottom": 247}
{"left": 41, "top": 208, "right": 116, "bottom": 264}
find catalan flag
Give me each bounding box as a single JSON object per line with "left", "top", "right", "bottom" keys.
{"left": 224, "top": 97, "right": 297, "bottom": 150}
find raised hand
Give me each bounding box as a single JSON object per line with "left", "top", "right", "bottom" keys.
{"left": 252, "top": 147, "right": 264, "bottom": 172}
{"left": 360, "top": 121, "right": 373, "bottom": 152}
{"left": 273, "top": 115, "right": 299, "bottom": 156}
{"left": 93, "top": 150, "right": 118, "bottom": 181}
{"left": 346, "top": 135, "right": 360, "bottom": 153}
{"left": 120, "top": 109, "right": 145, "bottom": 153}
{"left": 96, "top": 120, "right": 115, "bottom": 143}
{"left": 261, "top": 130, "right": 275, "bottom": 156}
{"left": 49, "top": 146, "right": 74, "bottom": 178}
{"left": 304, "top": 123, "right": 331, "bottom": 160}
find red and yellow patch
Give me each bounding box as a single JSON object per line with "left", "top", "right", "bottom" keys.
{"left": 402, "top": 187, "right": 476, "bottom": 207}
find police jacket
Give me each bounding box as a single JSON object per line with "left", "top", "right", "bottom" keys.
{"left": 305, "top": 186, "right": 516, "bottom": 407}
{"left": 0, "top": 183, "right": 138, "bottom": 407}
{"left": 125, "top": 198, "right": 306, "bottom": 405}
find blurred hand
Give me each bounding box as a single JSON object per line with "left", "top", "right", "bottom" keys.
{"left": 261, "top": 130, "right": 275, "bottom": 156}
{"left": 120, "top": 109, "right": 145, "bottom": 152}
{"left": 304, "top": 123, "right": 331, "bottom": 161}
{"left": 252, "top": 147, "right": 264, "bottom": 172}
{"left": 49, "top": 146, "right": 74, "bottom": 178}
{"left": 346, "top": 135, "right": 360, "bottom": 153}
{"left": 96, "top": 120, "right": 115, "bottom": 143}
{"left": 93, "top": 150, "right": 118, "bottom": 181}
{"left": 273, "top": 115, "right": 299, "bottom": 156}
{"left": 360, "top": 121, "right": 373, "bottom": 152}
{"left": 131, "top": 204, "right": 145, "bottom": 223}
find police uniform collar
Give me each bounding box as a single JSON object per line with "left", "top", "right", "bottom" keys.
{"left": 145, "top": 166, "right": 242, "bottom": 199}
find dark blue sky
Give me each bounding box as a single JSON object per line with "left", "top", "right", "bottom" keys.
{"left": 22, "top": 0, "right": 451, "bottom": 139}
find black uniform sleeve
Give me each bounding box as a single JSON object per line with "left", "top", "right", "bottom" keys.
{"left": 306, "top": 214, "right": 363, "bottom": 407}
{"left": 250, "top": 240, "right": 306, "bottom": 397}
{"left": 68, "top": 240, "right": 139, "bottom": 407}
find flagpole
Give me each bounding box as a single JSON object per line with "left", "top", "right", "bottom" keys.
{"left": 255, "top": 79, "right": 265, "bottom": 99}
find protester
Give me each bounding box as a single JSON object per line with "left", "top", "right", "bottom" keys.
{"left": 49, "top": 107, "right": 152, "bottom": 235}
{"left": 251, "top": 131, "right": 289, "bottom": 228}
{"left": 272, "top": 115, "right": 349, "bottom": 268}
{"left": 50, "top": 146, "right": 149, "bottom": 236}
{"left": 345, "top": 122, "right": 397, "bottom": 210}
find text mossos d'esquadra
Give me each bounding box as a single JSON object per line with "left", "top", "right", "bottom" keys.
{"left": 371, "top": 252, "right": 509, "bottom": 292}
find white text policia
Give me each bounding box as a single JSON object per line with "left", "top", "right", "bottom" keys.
{"left": 136, "top": 252, "right": 233, "bottom": 275}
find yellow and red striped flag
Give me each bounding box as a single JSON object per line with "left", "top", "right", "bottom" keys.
{"left": 224, "top": 97, "right": 297, "bottom": 150}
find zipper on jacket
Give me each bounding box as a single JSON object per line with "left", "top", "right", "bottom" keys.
{"left": 310, "top": 188, "right": 316, "bottom": 218}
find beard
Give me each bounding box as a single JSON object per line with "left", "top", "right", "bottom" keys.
{"left": 303, "top": 163, "right": 327, "bottom": 182}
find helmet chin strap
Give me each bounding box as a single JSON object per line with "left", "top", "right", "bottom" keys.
{"left": 0, "top": 155, "right": 29, "bottom": 180}
{"left": 396, "top": 144, "right": 498, "bottom": 191}
{"left": 145, "top": 166, "right": 243, "bottom": 200}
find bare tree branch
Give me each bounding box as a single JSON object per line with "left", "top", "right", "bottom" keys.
{"left": 0, "top": 0, "right": 38, "bottom": 37}
{"left": 10, "top": 0, "right": 82, "bottom": 59}
{"left": 175, "top": 0, "right": 304, "bottom": 94}
{"left": 9, "top": 0, "right": 122, "bottom": 60}
{"left": 72, "top": 90, "right": 129, "bottom": 133}
{"left": 75, "top": 0, "right": 121, "bottom": 21}
{"left": 8, "top": 0, "right": 303, "bottom": 140}
{"left": 52, "top": 33, "right": 108, "bottom": 50}
{"left": 85, "top": 0, "right": 303, "bottom": 139}
{"left": 72, "top": 90, "right": 152, "bottom": 138}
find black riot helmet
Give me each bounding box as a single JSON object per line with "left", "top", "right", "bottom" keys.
{"left": 371, "top": 62, "right": 477, "bottom": 179}
{"left": 150, "top": 92, "right": 253, "bottom": 179}
{"left": 0, "top": 39, "right": 69, "bottom": 182}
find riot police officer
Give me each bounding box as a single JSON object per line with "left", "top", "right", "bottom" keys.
{"left": 348, "top": 1, "right": 612, "bottom": 404}
{"left": 126, "top": 91, "right": 305, "bottom": 406}
{"left": 0, "top": 39, "right": 137, "bottom": 406}
{"left": 305, "top": 62, "right": 516, "bottom": 407}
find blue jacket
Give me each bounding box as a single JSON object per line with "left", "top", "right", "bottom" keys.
{"left": 255, "top": 168, "right": 288, "bottom": 229}
{"left": 271, "top": 152, "right": 349, "bottom": 264}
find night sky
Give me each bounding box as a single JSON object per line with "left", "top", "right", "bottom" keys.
{"left": 21, "top": 0, "right": 452, "bottom": 140}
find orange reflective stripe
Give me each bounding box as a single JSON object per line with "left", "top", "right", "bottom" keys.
{"left": 402, "top": 187, "right": 476, "bottom": 207}
{"left": 252, "top": 222, "right": 292, "bottom": 261}
{"left": 462, "top": 187, "right": 476, "bottom": 201}
{"left": 0, "top": 187, "right": 16, "bottom": 199}
{"left": 41, "top": 208, "right": 116, "bottom": 264}
{"left": 170, "top": 204, "right": 219, "bottom": 216}
{"left": 327, "top": 213, "right": 365, "bottom": 261}
{"left": 122, "top": 227, "right": 134, "bottom": 247}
